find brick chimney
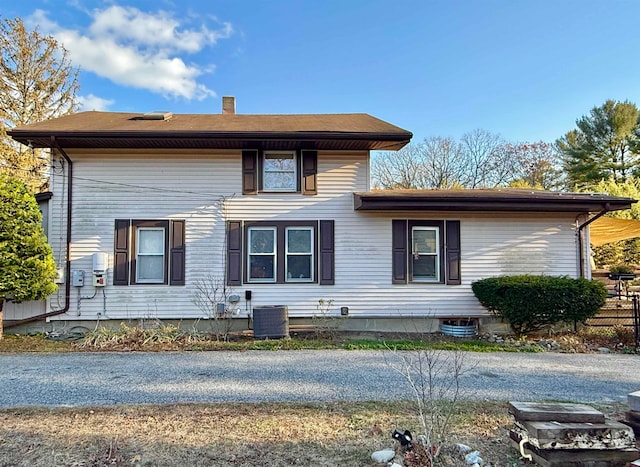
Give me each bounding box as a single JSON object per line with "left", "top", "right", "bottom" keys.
{"left": 222, "top": 96, "right": 235, "bottom": 114}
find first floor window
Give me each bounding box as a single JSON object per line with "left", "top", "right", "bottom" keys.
{"left": 286, "top": 227, "right": 313, "bottom": 281}
{"left": 114, "top": 219, "right": 185, "bottom": 286}
{"left": 392, "top": 219, "right": 461, "bottom": 285}
{"left": 411, "top": 226, "right": 439, "bottom": 282}
{"left": 226, "top": 219, "right": 334, "bottom": 286}
{"left": 248, "top": 227, "right": 276, "bottom": 282}
{"left": 136, "top": 227, "right": 166, "bottom": 283}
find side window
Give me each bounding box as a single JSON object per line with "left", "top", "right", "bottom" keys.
{"left": 113, "top": 219, "right": 185, "bottom": 286}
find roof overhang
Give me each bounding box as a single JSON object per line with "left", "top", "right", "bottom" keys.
{"left": 353, "top": 190, "right": 636, "bottom": 213}
{"left": 7, "top": 131, "right": 410, "bottom": 151}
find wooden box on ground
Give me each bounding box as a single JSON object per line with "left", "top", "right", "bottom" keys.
{"left": 509, "top": 401, "right": 639, "bottom": 467}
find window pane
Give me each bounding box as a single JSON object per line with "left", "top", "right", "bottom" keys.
{"left": 263, "top": 171, "right": 296, "bottom": 190}
{"left": 287, "top": 256, "right": 311, "bottom": 280}
{"left": 413, "top": 229, "right": 437, "bottom": 254}
{"left": 263, "top": 152, "right": 296, "bottom": 191}
{"left": 249, "top": 255, "right": 275, "bottom": 280}
{"left": 139, "top": 229, "right": 164, "bottom": 254}
{"left": 287, "top": 229, "right": 311, "bottom": 253}
{"left": 264, "top": 154, "right": 295, "bottom": 171}
{"left": 250, "top": 229, "right": 274, "bottom": 253}
{"left": 413, "top": 256, "right": 437, "bottom": 279}
{"left": 138, "top": 256, "right": 164, "bottom": 281}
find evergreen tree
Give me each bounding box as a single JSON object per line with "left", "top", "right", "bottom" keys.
{"left": 558, "top": 100, "right": 640, "bottom": 189}
{"left": 0, "top": 174, "right": 57, "bottom": 338}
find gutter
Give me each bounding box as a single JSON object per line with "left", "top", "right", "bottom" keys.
{"left": 6, "top": 136, "right": 73, "bottom": 327}
{"left": 576, "top": 203, "right": 610, "bottom": 278}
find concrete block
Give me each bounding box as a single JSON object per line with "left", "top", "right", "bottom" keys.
{"left": 629, "top": 391, "right": 640, "bottom": 411}
{"left": 509, "top": 401, "right": 605, "bottom": 423}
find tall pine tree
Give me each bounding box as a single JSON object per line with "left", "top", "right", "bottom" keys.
{"left": 558, "top": 100, "right": 640, "bottom": 189}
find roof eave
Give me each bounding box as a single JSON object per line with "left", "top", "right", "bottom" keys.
{"left": 353, "top": 193, "right": 635, "bottom": 213}
{"left": 7, "top": 129, "right": 412, "bottom": 151}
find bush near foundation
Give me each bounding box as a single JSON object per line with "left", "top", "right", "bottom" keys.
{"left": 471, "top": 275, "right": 607, "bottom": 335}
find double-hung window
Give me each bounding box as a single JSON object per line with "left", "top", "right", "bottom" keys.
{"left": 136, "top": 227, "right": 166, "bottom": 283}
{"left": 262, "top": 151, "right": 297, "bottom": 192}
{"left": 227, "top": 220, "right": 333, "bottom": 286}
{"left": 241, "top": 149, "right": 318, "bottom": 195}
{"left": 114, "top": 219, "right": 185, "bottom": 286}
{"left": 248, "top": 227, "right": 277, "bottom": 282}
{"left": 286, "top": 227, "right": 314, "bottom": 281}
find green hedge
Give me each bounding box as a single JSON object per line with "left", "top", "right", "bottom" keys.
{"left": 471, "top": 275, "right": 607, "bottom": 335}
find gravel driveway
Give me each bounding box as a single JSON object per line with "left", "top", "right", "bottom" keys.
{"left": 0, "top": 350, "right": 638, "bottom": 408}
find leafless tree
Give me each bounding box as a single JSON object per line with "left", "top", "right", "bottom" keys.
{"left": 0, "top": 17, "right": 79, "bottom": 191}
{"left": 372, "top": 129, "right": 562, "bottom": 191}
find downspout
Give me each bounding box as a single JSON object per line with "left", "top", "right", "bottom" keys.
{"left": 6, "top": 136, "right": 72, "bottom": 327}
{"left": 576, "top": 203, "right": 610, "bottom": 278}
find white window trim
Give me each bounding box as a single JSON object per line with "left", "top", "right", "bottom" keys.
{"left": 135, "top": 226, "right": 166, "bottom": 284}
{"left": 247, "top": 226, "right": 277, "bottom": 283}
{"left": 262, "top": 150, "right": 297, "bottom": 192}
{"left": 285, "top": 226, "right": 314, "bottom": 283}
{"left": 411, "top": 226, "right": 440, "bottom": 282}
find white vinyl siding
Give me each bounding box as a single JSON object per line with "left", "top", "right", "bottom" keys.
{"left": 42, "top": 149, "right": 583, "bottom": 321}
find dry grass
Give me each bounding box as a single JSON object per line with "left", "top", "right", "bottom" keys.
{"left": 0, "top": 401, "right": 533, "bottom": 467}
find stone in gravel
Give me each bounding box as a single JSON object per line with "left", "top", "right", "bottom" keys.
{"left": 597, "top": 347, "right": 611, "bottom": 353}
{"left": 465, "top": 450, "right": 483, "bottom": 465}
{"left": 456, "top": 443, "right": 472, "bottom": 454}
{"left": 371, "top": 448, "right": 395, "bottom": 463}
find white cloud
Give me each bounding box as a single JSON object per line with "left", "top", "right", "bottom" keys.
{"left": 78, "top": 94, "right": 115, "bottom": 111}
{"left": 29, "top": 7, "right": 233, "bottom": 100}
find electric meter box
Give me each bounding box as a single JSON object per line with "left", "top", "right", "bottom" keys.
{"left": 71, "top": 270, "right": 85, "bottom": 287}
{"left": 93, "top": 252, "right": 108, "bottom": 274}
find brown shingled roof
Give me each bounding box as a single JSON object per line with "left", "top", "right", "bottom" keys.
{"left": 8, "top": 111, "right": 412, "bottom": 151}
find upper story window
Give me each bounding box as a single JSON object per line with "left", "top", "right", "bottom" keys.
{"left": 263, "top": 151, "right": 297, "bottom": 192}
{"left": 242, "top": 149, "right": 317, "bottom": 196}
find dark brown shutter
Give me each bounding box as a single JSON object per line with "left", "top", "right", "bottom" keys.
{"left": 113, "top": 219, "right": 130, "bottom": 285}
{"left": 319, "top": 220, "right": 334, "bottom": 285}
{"left": 445, "top": 220, "right": 461, "bottom": 285}
{"left": 226, "top": 221, "right": 243, "bottom": 286}
{"left": 302, "top": 150, "right": 318, "bottom": 195}
{"left": 392, "top": 220, "right": 407, "bottom": 284}
{"left": 242, "top": 150, "right": 258, "bottom": 194}
{"left": 169, "top": 220, "right": 185, "bottom": 286}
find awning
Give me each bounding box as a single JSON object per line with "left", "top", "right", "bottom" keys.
{"left": 590, "top": 217, "right": 640, "bottom": 246}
